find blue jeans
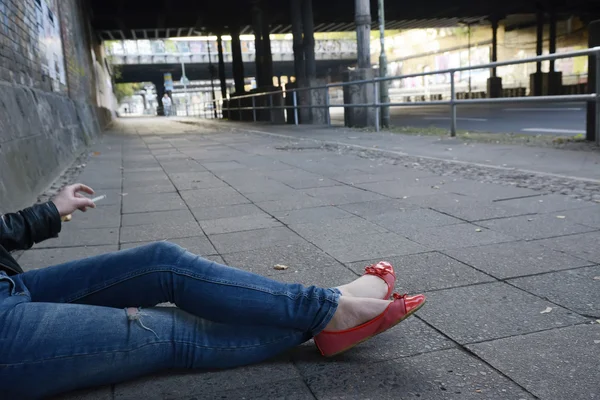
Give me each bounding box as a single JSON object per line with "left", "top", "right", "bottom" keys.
{"left": 0, "top": 242, "right": 340, "bottom": 399}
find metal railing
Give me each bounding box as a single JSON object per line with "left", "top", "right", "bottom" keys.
{"left": 200, "top": 47, "right": 600, "bottom": 145}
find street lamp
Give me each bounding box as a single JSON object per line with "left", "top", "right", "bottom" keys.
{"left": 207, "top": 39, "right": 218, "bottom": 119}
{"left": 378, "top": 0, "right": 390, "bottom": 127}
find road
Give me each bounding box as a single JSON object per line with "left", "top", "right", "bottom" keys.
{"left": 330, "top": 102, "right": 587, "bottom": 136}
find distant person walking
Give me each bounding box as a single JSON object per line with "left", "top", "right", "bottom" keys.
{"left": 162, "top": 93, "right": 172, "bottom": 116}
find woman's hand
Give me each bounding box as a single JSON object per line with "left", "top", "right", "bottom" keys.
{"left": 51, "top": 184, "right": 96, "bottom": 217}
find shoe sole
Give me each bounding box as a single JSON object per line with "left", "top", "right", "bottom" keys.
{"left": 322, "top": 299, "right": 426, "bottom": 357}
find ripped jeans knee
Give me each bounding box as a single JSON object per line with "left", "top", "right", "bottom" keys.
{"left": 125, "top": 307, "right": 159, "bottom": 338}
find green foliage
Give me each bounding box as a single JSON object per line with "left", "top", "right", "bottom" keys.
{"left": 114, "top": 83, "right": 144, "bottom": 102}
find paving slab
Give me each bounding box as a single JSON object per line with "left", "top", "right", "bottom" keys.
{"left": 36, "top": 227, "right": 119, "bottom": 248}
{"left": 168, "top": 172, "right": 227, "bottom": 191}
{"left": 290, "top": 217, "right": 389, "bottom": 242}
{"left": 440, "top": 180, "right": 541, "bottom": 201}
{"left": 303, "top": 185, "right": 388, "bottom": 205}
{"left": 347, "top": 252, "right": 495, "bottom": 293}
{"left": 477, "top": 213, "right": 597, "bottom": 240}
{"left": 367, "top": 208, "right": 463, "bottom": 233}
{"left": 419, "top": 282, "right": 587, "bottom": 344}
{"left": 272, "top": 206, "right": 354, "bottom": 225}
{"left": 180, "top": 187, "right": 249, "bottom": 208}
{"left": 337, "top": 198, "right": 419, "bottom": 217}
{"left": 222, "top": 242, "right": 346, "bottom": 277}
{"left": 160, "top": 160, "right": 207, "bottom": 173}
{"left": 190, "top": 203, "right": 266, "bottom": 221}
{"left": 534, "top": 231, "right": 600, "bottom": 264}
{"left": 200, "top": 213, "right": 282, "bottom": 235}
{"left": 256, "top": 194, "right": 329, "bottom": 212}
{"left": 121, "top": 209, "right": 195, "bottom": 227}
{"left": 509, "top": 265, "right": 600, "bottom": 317}
{"left": 120, "top": 236, "right": 216, "bottom": 256}
{"left": 292, "top": 317, "right": 455, "bottom": 375}
{"left": 49, "top": 386, "right": 113, "bottom": 400}
{"left": 18, "top": 245, "right": 119, "bottom": 271}
{"left": 315, "top": 232, "right": 429, "bottom": 263}
{"left": 496, "top": 194, "right": 595, "bottom": 214}
{"left": 120, "top": 220, "right": 204, "bottom": 243}
{"left": 114, "top": 358, "right": 300, "bottom": 400}
{"left": 445, "top": 241, "right": 594, "bottom": 279}
{"left": 401, "top": 223, "right": 516, "bottom": 250}
{"left": 304, "top": 348, "right": 535, "bottom": 400}
{"left": 549, "top": 205, "right": 600, "bottom": 229}
{"left": 64, "top": 205, "right": 121, "bottom": 229}
{"left": 173, "top": 379, "right": 314, "bottom": 400}
{"left": 209, "top": 227, "right": 306, "bottom": 254}
{"left": 357, "top": 180, "right": 448, "bottom": 198}
{"left": 120, "top": 183, "right": 177, "bottom": 195}
{"left": 468, "top": 324, "right": 600, "bottom": 400}
{"left": 406, "top": 193, "right": 530, "bottom": 222}
{"left": 122, "top": 192, "right": 187, "bottom": 213}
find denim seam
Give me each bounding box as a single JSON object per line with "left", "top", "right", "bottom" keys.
{"left": 311, "top": 289, "right": 340, "bottom": 335}
{"left": 0, "top": 332, "right": 305, "bottom": 367}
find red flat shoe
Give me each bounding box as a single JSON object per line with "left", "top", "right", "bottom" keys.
{"left": 314, "top": 293, "right": 426, "bottom": 357}
{"left": 364, "top": 261, "right": 396, "bottom": 299}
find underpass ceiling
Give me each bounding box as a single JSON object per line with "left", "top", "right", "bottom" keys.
{"left": 90, "top": 0, "right": 600, "bottom": 41}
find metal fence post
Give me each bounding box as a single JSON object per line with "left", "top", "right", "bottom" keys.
{"left": 269, "top": 94, "right": 273, "bottom": 123}
{"left": 237, "top": 98, "right": 242, "bottom": 121}
{"left": 325, "top": 87, "right": 331, "bottom": 126}
{"left": 252, "top": 97, "right": 256, "bottom": 122}
{"left": 293, "top": 91, "right": 299, "bottom": 125}
{"left": 450, "top": 71, "right": 457, "bottom": 137}
{"left": 596, "top": 50, "right": 600, "bottom": 146}
{"left": 373, "top": 80, "right": 380, "bottom": 132}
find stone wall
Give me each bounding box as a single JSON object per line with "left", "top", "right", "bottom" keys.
{"left": 0, "top": 0, "right": 113, "bottom": 213}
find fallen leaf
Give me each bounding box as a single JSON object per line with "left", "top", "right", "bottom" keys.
{"left": 556, "top": 215, "right": 566, "bottom": 219}
{"left": 273, "top": 264, "right": 289, "bottom": 271}
{"left": 475, "top": 228, "right": 482, "bottom": 232}
{"left": 92, "top": 151, "right": 101, "bottom": 156}
{"left": 540, "top": 307, "right": 553, "bottom": 314}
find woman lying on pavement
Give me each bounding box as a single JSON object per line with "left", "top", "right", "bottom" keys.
{"left": 0, "top": 183, "right": 425, "bottom": 399}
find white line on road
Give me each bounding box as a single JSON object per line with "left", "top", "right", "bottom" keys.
{"left": 423, "top": 117, "right": 488, "bottom": 122}
{"left": 522, "top": 128, "right": 585, "bottom": 134}
{"left": 504, "top": 108, "right": 583, "bottom": 112}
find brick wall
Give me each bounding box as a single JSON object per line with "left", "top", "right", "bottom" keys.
{"left": 0, "top": 0, "right": 113, "bottom": 212}
{"left": 0, "top": 0, "right": 54, "bottom": 90}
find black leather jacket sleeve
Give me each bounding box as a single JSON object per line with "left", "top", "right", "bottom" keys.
{"left": 0, "top": 202, "right": 62, "bottom": 252}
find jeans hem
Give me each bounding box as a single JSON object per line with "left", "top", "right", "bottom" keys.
{"left": 311, "top": 288, "right": 340, "bottom": 336}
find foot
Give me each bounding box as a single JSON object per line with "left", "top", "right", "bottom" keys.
{"left": 324, "top": 296, "right": 391, "bottom": 331}
{"left": 335, "top": 275, "right": 389, "bottom": 299}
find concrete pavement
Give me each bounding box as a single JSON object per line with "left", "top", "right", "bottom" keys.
{"left": 20, "top": 117, "right": 599, "bottom": 399}
{"left": 330, "top": 102, "right": 587, "bottom": 136}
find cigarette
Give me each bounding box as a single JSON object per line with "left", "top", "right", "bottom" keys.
{"left": 91, "top": 195, "right": 106, "bottom": 203}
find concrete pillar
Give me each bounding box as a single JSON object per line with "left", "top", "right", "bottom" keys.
{"left": 302, "top": 0, "right": 316, "bottom": 79}
{"left": 252, "top": 5, "right": 265, "bottom": 87}
{"left": 586, "top": 20, "right": 600, "bottom": 143}
{"left": 487, "top": 17, "right": 503, "bottom": 98}
{"left": 290, "top": 0, "right": 305, "bottom": 86}
{"left": 547, "top": 8, "right": 562, "bottom": 95}
{"left": 355, "top": 0, "right": 371, "bottom": 68}
{"left": 344, "top": 0, "right": 375, "bottom": 127}
{"left": 530, "top": 5, "right": 544, "bottom": 96}
{"left": 217, "top": 35, "right": 227, "bottom": 99}
{"left": 262, "top": 17, "right": 274, "bottom": 87}
{"left": 231, "top": 26, "right": 246, "bottom": 94}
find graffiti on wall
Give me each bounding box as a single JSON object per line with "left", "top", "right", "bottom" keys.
{"left": 35, "top": 0, "right": 66, "bottom": 91}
